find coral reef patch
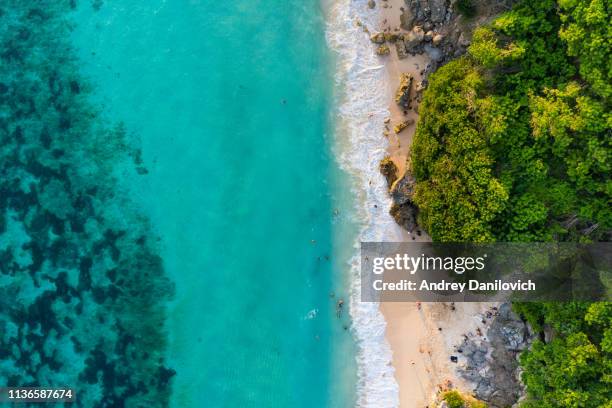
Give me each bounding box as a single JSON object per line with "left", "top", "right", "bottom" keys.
{"left": 0, "top": 1, "right": 174, "bottom": 406}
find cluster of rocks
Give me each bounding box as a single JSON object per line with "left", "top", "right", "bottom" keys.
{"left": 371, "top": 0, "right": 518, "bottom": 77}
{"left": 378, "top": 155, "right": 419, "bottom": 232}
{"left": 389, "top": 171, "right": 419, "bottom": 232}
{"left": 369, "top": 0, "right": 460, "bottom": 68}
{"left": 0, "top": 2, "right": 174, "bottom": 406}
{"left": 399, "top": 0, "right": 480, "bottom": 66}
{"left": 396, "top": 25, "right": 447, "bottom": 62}
{"left": 454, "top": 304, "right": 534, "bottom": 407}
{"left": 379, "top": 157, "right": 399, "bottom": 188}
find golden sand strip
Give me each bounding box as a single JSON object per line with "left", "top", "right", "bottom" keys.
{"left": 372, "top": 1, "right": 493, "bottom": 406}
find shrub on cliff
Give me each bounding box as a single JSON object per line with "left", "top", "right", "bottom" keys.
{"left": 515, "top": 302, "right": 612, "bottom": 407}
{"left": 411, "top": 0, "right": 611, "bottom": 243}
{"left": 410, "top": 0, "right": 611, "bottom": 405}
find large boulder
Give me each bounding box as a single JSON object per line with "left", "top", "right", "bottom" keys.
{"left": 403, "top": 26, "right": 425, "bottom": 52}
{"left": 393, "top": 119, "right": 415, "bottom": 134}
{"left": 394, "top": 73, "right": 413, "bottom": 109}
{"left": 432, "top": 33, "right": 445, "bottom": 45}
{"left": 384, "top": 32, "right": 400, "bottom": 43}
{"left": 389, "top": 171, "right": 418, "bottom": 232}
{"left": 379, "top": 157, "right": 398, "bottom": 189}
{"left": 390, "top": 171, "right": 416, "bottom": 205}
{"left": 390, "top": 202, "right": 418, "bottom": 232}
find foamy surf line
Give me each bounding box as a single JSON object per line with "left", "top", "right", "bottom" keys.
{"left": 326, "top": 1, "right": 405, "bottom": 406}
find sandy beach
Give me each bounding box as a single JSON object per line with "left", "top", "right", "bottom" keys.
{"left": 376, "top": 0, "right": 428, "bottom": 177}
{"left": 372, "top": 1, "right": 493, "bottom": 406}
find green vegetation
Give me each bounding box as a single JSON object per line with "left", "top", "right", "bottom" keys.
{"left": 456, "top": 0, "right": 477, "bottom": 18}
{"left": 411, "top": 0, "right": 611, "bottom": 405}
{"left": 514, "top": 302, "right": 612, "bottom": 407}
{"left": 411, "top": 0, "right": 611, "bottom": 243}
{"left": 442, "top": 390, "right": 488, "bottom": 408}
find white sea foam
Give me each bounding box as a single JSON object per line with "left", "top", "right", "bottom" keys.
{"left": 326, "top": 1, "right": 405, "bottom": 406}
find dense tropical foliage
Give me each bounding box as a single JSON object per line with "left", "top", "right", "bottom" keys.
{"left": 411, "top": 0, "right": 611, "bottom": 405}
{"left": 412, "top": 0, "right": 610, "bottom": 243}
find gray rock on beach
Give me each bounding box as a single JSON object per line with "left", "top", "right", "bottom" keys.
{"left": 390, "top": 172, "right": 416, "bottom": 204}
{"left": 458, "top": 303, "right": 535, "bottom": 407}
{"left": 404, "top": 26, "right": 425, "bottom": 52}
{"left": 389, "top": 172, "right": 418, "bottom": 232}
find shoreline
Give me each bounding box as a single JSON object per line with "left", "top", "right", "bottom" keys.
{"left": 372, "top": 1, "right": 492, "bottom": 407}
{"left": 326, "top": 1, "right": 492, "bottom": 406}
{"left": 326, "top": 0, "right": 406, "bottom": 406}
{"left": 374, "top": 0, "right": 447, "bottom": 405}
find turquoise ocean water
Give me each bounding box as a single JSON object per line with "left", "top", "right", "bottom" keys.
{"left": 69, "top": 1, "right": 358, "bottom": 406}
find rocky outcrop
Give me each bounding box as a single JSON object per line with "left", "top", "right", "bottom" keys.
{"left": 390, "top": 201, "right": 418, "bottom": 232}
{"left": 456, "top": 304, "right": 534, "bottom": 408}
{"left": 424, "top": 44, "right": 443, "bottom": 61}
{"left": 394, "top": 0, "right": 519, "bottom": 77}
{"left": 370, "top": 33, "right": 385, "bottom": 44}
{"left": 403, "top": 26, "right": 425, "bottom": 52}
{"left": 389, "top": 172, "right": 418, "bottom": 232}
{"left": 404, "top": 0, "right": 451, "bottom": 28}
{"left": 393, "top": 118, "right": 414, "bottom": 134}
{"left": 390, "top": 171, "right": 416, "bottom": 204}
{"left": 394, "top": 73, "right": 413, "bottom": 109}
{"left": 379, "top": 157, "right": 399, "bottom": 189}
{"left": 370, "top": 32, "right": 386, "bottom": 44}
{"left": 376, "top": 44, "right": 391, "bottom": 56}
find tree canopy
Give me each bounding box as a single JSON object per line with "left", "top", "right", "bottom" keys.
{"left": 410, "top": 0, "right": 611, "bottom": 405}
{"left": 411, "top": 0, "right": 611, "bottom": 243}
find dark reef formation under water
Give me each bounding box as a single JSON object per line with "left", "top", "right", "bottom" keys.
{"left": 0, "top": 1, "right": 174, "bottom": 406}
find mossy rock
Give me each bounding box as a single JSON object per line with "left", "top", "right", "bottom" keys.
{"left": 390, "top": 201, "right": 417, "bottom": 232}
{"left": 376, "top": 44, "right": 391, "bottom": 56}
{"left": 394, "top": 73, "right": 413, "bottom": 108}
{"left": 379, "top": 157, "right": 398, "bottom": 188}
{"left": 370, "top": 32, "right": 385, "bottom": 44}
{"left": 393, "top": 118, "right": 414, "bottom": 134}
